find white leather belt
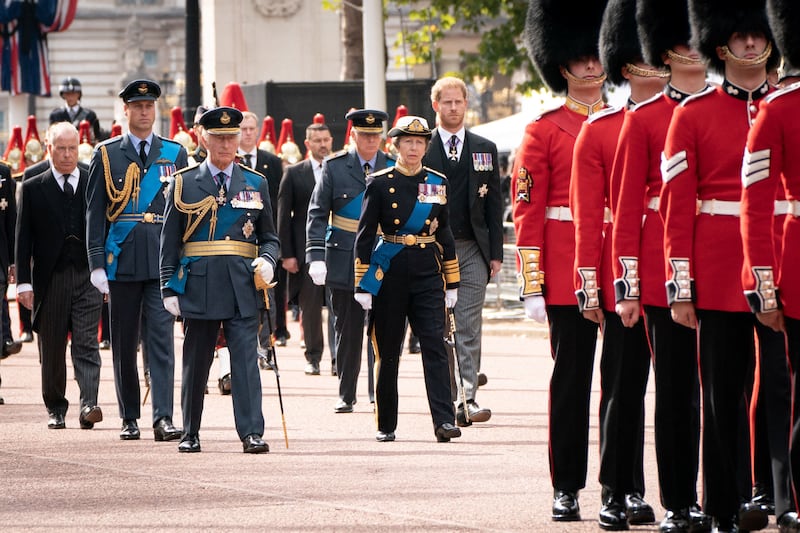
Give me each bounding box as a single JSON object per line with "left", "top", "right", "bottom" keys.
{"left": 647, "top": 196, "right": 660, "bottom": 211}
{"left": 774, "top": 200, "right": 791, "bottom": 216}
{"left": 603, "top": 207, "right": 613, "bottom": 224}
{"left": 698, "top": 199, "right": 740, "bottom": 216}
{"left": 789, "top": 200, "right": 800, "bottom": 217}
{"left": 545, "top": 206, "right": 573, "bottom": 221}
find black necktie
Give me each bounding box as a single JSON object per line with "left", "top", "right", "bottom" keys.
{"left": 139, "top": 140, "right": 147, "bottom": 164}
{"left": 63, "top": 177, "right": 74, "bottom": 199}
{"left": 448, "top": 135, "right": 459, "bottom": 161}
{"left": 363, "top": 162, "right": 371, "bottom": 176}
{"left": 244, "top": 153, "right": 253, "bottom": 168}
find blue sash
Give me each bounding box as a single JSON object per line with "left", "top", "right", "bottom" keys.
{"left": 326, "top": 158, "right": 395, "bottom": 240}
{"left": 359, "top": 171, "right": 441, "bottom": 295}
{"left": 105, "top": 140, "right": 180, "bottom": 279}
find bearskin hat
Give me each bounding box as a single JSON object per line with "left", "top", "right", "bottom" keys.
{"left": 689, "top": 0, "right": 779, "bottom": 75}
{"left": 636, "top": 0, "right": 692, "bottom": 68}
{"left": 525, "top": 0, "right": 609, "bottom": 94}
{"left": 768, "top": 0, "right": 800, "bottom": 76}
{"left": 600, "top": 0, "right": 645, "bottom": 85}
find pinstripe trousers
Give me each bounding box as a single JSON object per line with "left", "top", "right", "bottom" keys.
{"left": 37, "top": 263, "right": 103, "bottom": 415}
{"left": 449, "top": 240, "right": 489, "bottom": 404}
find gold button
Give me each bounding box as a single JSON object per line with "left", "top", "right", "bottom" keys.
{"left": 392, "top": 202, "right": 398, "bottom": 209}
{"left": 421, "top": 232, "right": 427, "bottom": 236}
{"left": 420, "top": 243, "right": 426, "bottom": 249}
{"left": 225, "top": 236, "right": 231, "bottom": 240}
{"left": 394, "top": 218, "right": 400, "bottom": 225}
{"left": 389, "top": 187, "right": 395, "bottom": 193}
{"left": 425, "top": 219, "right": 430, "bottom": 224}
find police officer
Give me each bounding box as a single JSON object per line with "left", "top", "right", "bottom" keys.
{"left": 160, "top": 106, "right": 279, "bottom": 454}
{"left": 86, "top": 79, "right": 187, "bottom": 442}
{"left": 353, "top": 115, "right": 461, "bottom": 443}
{"left": 49, "top": 77, "right": 106, "bottom": 143}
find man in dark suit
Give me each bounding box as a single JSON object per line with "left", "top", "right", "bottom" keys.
{"left": 49, "top": 77, "right": 106, "bottom": 143}
{"left": 278, "top": 123, "right": 332, "bottom": 375}
{"left": 306, "top": 109, "right": 390, "bottom": 413}
{"left": 86, "top": 79, "right": 188, "bottom": 442}
{"left": 160, "top": 106, "right": 280, "bottom": 454}
{"left": 423, "top": 77, "right": 504, "bottom": 427}
{"left": 0, "top": 159, "right": 16, "bottom": 405}
{"left": 16, "top": 122, "right": 103, "bottom": 430}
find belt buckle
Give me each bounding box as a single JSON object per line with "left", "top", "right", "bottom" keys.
{"left": 403, "top": 234, "right": 417, "bottom": 246}
{"left": 143, "top": 212, "right": 155, "bottom": 223}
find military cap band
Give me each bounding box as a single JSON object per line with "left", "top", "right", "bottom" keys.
{"left": 388, "top": 115, "right": 432, "bottom": 138}
{"left": 198, "top": 106, "right": 243, "bottom": 135}
{"left": 345, "top": 108, "right": 388, "bottom": 133}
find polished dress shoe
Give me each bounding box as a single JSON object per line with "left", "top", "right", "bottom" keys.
{"left": 218, "top": 373, "right": 232, "bottom": 395}
{"left": 751, "top": 484, "right": 775, "bottom": 515}
{"left": 408, "top": 335, "right": 421, "bottom": 354}
{"left": 119, "top": 419, "right": 140, "bottom": 440}
{"left": 153, "top": 417, "right": 182, "bottom": 441}
{"left": 258, "top": 353, "right": 274, "bottom": 371}
{"left": 435, "top": 422, "right": 461, "bottom": 442}
{"left": 778, "top": 511, "right": 800, "bottom": 533}
{"left": 688, "top": 504, "right": 712, "bottom": 532}
{"left": 659, "top": 509, "right": 690, "bottom": 533}
{"left": 456, "top": 401, "right": 492, "bottom": 427}
{"left": 48, "top": 412, "right": 66, "bottom": 429}
{"left": 599, "top": 491, "right": 630, "bottom": 531}
{"left": 552, "top": 490, "right": 581, "bottom": 521}
{"left": 178, "top": 434, "right": 201, "bottom": 453}
{"left": 738, "top": 500, "right": 769, "bottom": 531}
{"left": 242, "top": 434, "right": 269, "bottom": 453}
{"left": 477, "top": 373, "right": 488, "bottom": 387}
{"left": 625, "top": 492, "right": 655, "bottom": 524}
{"left": 713, "top": 516, "right": 739, "bottom": 533}
{"left": 304, "top": 362, "right": 320, "bottom": 375}
{"left": 2, "top": 339, "right": 22, "bottom": 358}
{"left": 334, "top": 400, "right": 353, "bottom": 413}
{"left": 275, "top": 330, "right": 290, "bottom": 347}
{"left": 331, "top": 364, "right": 337, "bottom": 376}
{"left": 79, "top": 405, "right": 103, "bottom": 429}
{"left": 376, "top": 430, "right": 396, "bottom": 442}
{"left": 19, "top": 331, "right": 33, "bottom": 343}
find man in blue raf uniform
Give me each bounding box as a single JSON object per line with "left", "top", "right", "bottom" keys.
{"left": 160, "top": 107, "right": 279, "bottom": 454}
{"left": 86, "top": 79, "right": 188, "bottom": 442}
{"left": 306, "top": 108, "right": 391, "bottom": 413}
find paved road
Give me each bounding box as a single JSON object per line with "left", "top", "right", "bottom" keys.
{"left": 0, "top": 298, "right": 783, "bottom": 532}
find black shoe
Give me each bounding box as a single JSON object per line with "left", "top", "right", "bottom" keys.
{"left": 659, "top": 509, "right": 691, "bottom": 533}
{"left": 688, "top": 504, "right": 711, "bottom": 532}
{"left": 78, "top": 405, "right": 103, "bottom": 429}
{"left": 456, "top": 401, "right": 492, "bottom": 427}
{"left": 258, "top": 353, "right": 274, "bottom": 371}
{"left": 408, "top": 335, "right": 420, "bottom": 354}
{"left": 19, "top": 331, "right": 33, "bottom": 343}
{"left": 435, "top": 422, "right": 461, "bottom": 442}
{"left": 778, "top": 511, "right": 800, "bottom": 533}
{"left": 625, "top": 492, "right": 655, "bottom": 524}
{"left": 153, "top": 417, "right": 182, "bottom": 441}
{"left": 600, "top": 491, "right": 630, "bottom": 531}
{"left": 178, "top": 434, "right": 201, "bottom": 453}
{"left": 334, "top": 400, "right": 353, "bottom": 413}
{"left": 242, "top": 434, "right": 269, "bottom": 453}
{"left": 376, "top": 430, "right": 395, "bottom": 442}
{"left": 304, "top": 362, "right": 320, "bottom": 375}
{"left": 552, "top": 490, "right": 580, "bottom": 521}
{"left": 2, "top": 339, "right": 22, "bottom": 358}
{"left": 739, "top": 500, "right": 769, "bottom": 531}
{"left": 751, "top": 484, "right": 776, "bottom": 515}
{"left": 331, "top": 364, "right": 337, "bottom": 376}
{"left": 218, "top": 373, "right": 232, "bottom": 395}
{"left": 98, "top": 340, "right": 110, "bottom": 350}
{"left": 48, "top": 412, "right": 66, "bottom": 429}
{"left": 275, "top": 330, "right": 290, "bottom": 347}
{"left": 477, "top": 372, "right": 488, "bottom": 387}
{"left": 120, "top": 419, "right": 140, "bottom": 440}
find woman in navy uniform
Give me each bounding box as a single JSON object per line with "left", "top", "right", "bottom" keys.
{"left": 353, "top": 115, "right": 461, "bottom": 443}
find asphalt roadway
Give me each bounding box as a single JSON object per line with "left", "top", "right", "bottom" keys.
{"left": 0, "top": 294, "right": 785, "bottom": 532}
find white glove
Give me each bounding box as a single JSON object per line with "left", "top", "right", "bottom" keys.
{"left": 445, "top": 288, "right": 458, "bottom": 308}
{"left": 163, "top": 296, "right": 181, "bottom": 317}
{"left": 251, "top": 257, "right": 274, "bottom": 284}
{"left": 524, "top": 295, "right": 547, "bottom": 323}
{"left": 90, "top": 268, "right": 109, "bottom": 295}
{"left": 308, "top": 260, "right": 327, "bottom": 286}
{"left": 354, "top": 292, "right": 372, "bottom": 310}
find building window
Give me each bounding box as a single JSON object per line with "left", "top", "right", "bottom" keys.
{"left": 143, "top": 50, "right": 158, "bottom": 69}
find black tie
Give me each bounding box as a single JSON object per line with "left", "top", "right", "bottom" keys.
{"left": 363, "top": 162, "right": 371, "bottom": 176}
{"left": 448, "top": 135, "right": 459, "bottom": 161}
{"left": 138, "top": 140, "right": 147, "bottom": 164}
{"left": 244, "top": 153, "right": 253, "bottom": 168}
{"left": 63, "top": 177, "right": 74, "bottom": 199}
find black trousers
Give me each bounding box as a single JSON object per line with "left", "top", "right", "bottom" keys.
{"left": 329, "top": 287, "right": 373, "bottom": 404}
{"left": 598, "top": 310, "right": 651, "bottom": 496}
{"left": 547, "top": 305, "right": 599, "bottom": 492}
{"left": 645, "top": 305, "right": 702, "bottom": 511}
{"left": 696, "top": 309, "right": 756, "bottom": 522}
{"left": 786, "top": 317, "right": 800, "bottom": 503}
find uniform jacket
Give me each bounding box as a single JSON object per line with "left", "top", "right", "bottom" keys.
{"left": 160, "top": 161, "right": 280, "bottom": 320}
{"left": 241, "top": 149, "right": 283, "bottom": 225}
{"left": 512, "top": 105, "right": 592, "bottom": 305}
{"left": 741, "top": 84, "right": 800, "bottom": 319}
{"left": 571, "top": 107, "right": 625, "bottom": 312}
{"left": 15, "top": 167, "right": 89, "bottom": 327}
{"left": 278, "top": 158, "right": 316, "bottom": 263}
{"left": 86, "top": 134, "right": 188, "bottom": 281}
{"left": 0, "top": 162, "right": 15, "bottom": 283}
{"left": 305, "top": 149, "right": 392, "bottom": 291}
{"left": 661, "top": 82, "right": 771, "bottom": 313}
{"left": 49, "top": 106, "right": 104, "bottom": 142}
{"left": 423, "top": 129, "right": 503, "bottom": 271}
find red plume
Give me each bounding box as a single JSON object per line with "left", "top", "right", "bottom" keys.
{"left": 313, "top": 113, "right": 326, "bottom": 124}
{"left": 79, "top": 120, "right": 92, "bottom": 144}
{"left": 258, "top": 115, "right": 277, "bottom": 153}
{"left": 218, "top": 82, "right": 249, "bottom": 111}
{"left": 4, "top": 125, "right": 25, "bottom": 173}
{"left": 110, "top": 123, "right": 123, "bottom": 138}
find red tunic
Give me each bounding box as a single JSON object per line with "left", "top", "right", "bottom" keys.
{"left": 611, "top": 93, "right": 679, "bottom": 308}
{"left": 512, "top": 105, "right": 592, "bottom": 305}
{"left": 741, "top": 84, "right": 800, "bottom": 319}
{"left": 571, "top": 106, "right": 625, "bottom": 312}
{"left": 661, "top": 82, "right": 771, "bottom": 313}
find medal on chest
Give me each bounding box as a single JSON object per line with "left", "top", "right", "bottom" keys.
{"left": 417, "top": 183, "right": 447, "bottom": 204}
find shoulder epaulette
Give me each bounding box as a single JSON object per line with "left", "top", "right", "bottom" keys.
{"left": 766, "top": 82, "right": 800, "bottom": 103}
{"left": 630, "top": 92, "right": 663, "bottom": 112}
{"left": 369, "top": 166, "right": 393, "bottom": 178}
{"left": 534, "top": 104, "right": 564, "bottom": 122}
{"left": 173, "top": 162, "right": 199, "bottom": 176}
{"left": 241, "top": 164, "right": 266, "bottom": 180}
{"left": 424, "top": 166, "right": 447, "bottom": 179}
{"left": 587, "top": 105, "right": 623, "bottom": 124}
{"left": 325, "top": 149, "right": 349, "bottom": 162}
{"left": 679, "top": 85, "right": 716, "bottom": 107}
{"left": 96, "top": 135, "right": 122, "bottom": 149}
{"left": 158, "top": 136, "right": 183, "bottom": 148}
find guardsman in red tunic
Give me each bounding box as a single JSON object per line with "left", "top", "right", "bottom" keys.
{"left": 740, "top": 1, "right": 800, "bottom": 531}
{"left": 609, "top": 1, "right": 712, "bottom": 531}
{"left": 512, "top": 0, "right": 607, "bottom": 523}
{"left": 571, "top": 0, "right": 668, "bottom": 528}
{"left": 661, "top": 1, "right": 779, "bottom": 530}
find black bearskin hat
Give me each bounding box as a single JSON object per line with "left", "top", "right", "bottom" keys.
{"left": 525, "top": 0, "right": 609, "bottom": 94}
{"left": 768, "top": 0, "right": 800, "bottom": 76}
{"left": 636, "top": 0, "right": 692, "bottom": 68}
{"left": 600, "top": 0, "right": 645, "bottom": 85}
{"left": 689, "top": 0, "right": 779, "bottom": 75}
